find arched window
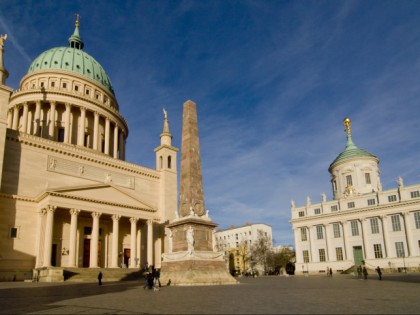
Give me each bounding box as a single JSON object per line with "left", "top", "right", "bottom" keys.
{"left": 159, "top": 156, "right": 163, "bottom": 169}
{"left": 167, "top": 156, "right": 172, "bottom": 169}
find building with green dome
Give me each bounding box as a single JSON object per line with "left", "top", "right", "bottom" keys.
{"left": 291, "top": 118, "right": 420, "bottom": 275}
{"left": 0, "top": 18, "right": 178, "bottom": 281}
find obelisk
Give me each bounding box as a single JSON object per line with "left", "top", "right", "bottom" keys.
{"left": 179, "top": 100, "right": 205, "bottom": 217}
{"left": 160, "top": 100, "right": 237, "bottom": 286}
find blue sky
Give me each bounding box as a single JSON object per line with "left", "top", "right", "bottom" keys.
{"left": 1, "top": 0, "right": 420, "bottom": 246}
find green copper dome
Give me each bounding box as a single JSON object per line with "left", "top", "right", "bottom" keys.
{"left": 329, "top": 118, "right": 378, "bottom": 171}
{"left": 27, "top": 21, "right": 115, "bottom": 95}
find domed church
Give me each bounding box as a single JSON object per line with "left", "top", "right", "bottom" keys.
{"left": 0, "top": 17, "right": 178, "bottom": 281}
{"left": 291, "top": 118, "right": 420, "bottom": 275}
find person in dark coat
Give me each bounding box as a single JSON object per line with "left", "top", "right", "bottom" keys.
{"left": 362, "top": 266, "right": 368, "bottom": 280}
{"left": 98, "top": 271, "right": 103, "bottom": 285}
{"left": 375, "top": 266, "right": 382, "bottom": 280}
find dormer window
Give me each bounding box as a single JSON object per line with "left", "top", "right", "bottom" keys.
{"left": 346, "top": 175, "right": 353, "bottom": 186}
{"left": 365, "top": 173, "right": 371, "bottom": 184}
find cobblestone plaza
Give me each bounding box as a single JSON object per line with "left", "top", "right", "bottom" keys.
{"left": 0, "top": 273, "right": 419, "bottom": 314}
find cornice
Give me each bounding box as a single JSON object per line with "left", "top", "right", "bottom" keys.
{"left": 6, "top": 130, "right": 160, "bottom": 179}
{"left": 48, "top": 191, "right": 156, "bottom": 212}
{"left": 290, "top": 198, "right": 420, "bottom": 224}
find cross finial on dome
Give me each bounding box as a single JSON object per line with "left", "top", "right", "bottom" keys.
{"left": 68, "top": 14, "right": 84, "bottom": 50}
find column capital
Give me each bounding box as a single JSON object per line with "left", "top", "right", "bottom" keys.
{"left": 380, "top": 214, "right": 388, "bottom": 219}
{"left": 147, "top": 219, "right": 153, "bottom": 226}
{"left": 403, "top": 211, "right": 411, "bottom": 217}
{"left": 91, "top": 212, "right": 102, "bottom": 219}
{"left": 65, "top": 102, "right": 71, "bottom": 108}
{"left": 130, "top": 217, "right": 139, "bottom": 224}
{"left": 70, "top": 208, "right": 81, "bottom": 216}
{"left": 50, "top": 100, "right": 57, "bottom": 106}
{"left": 94, "top": 111, "right": 100, "bottom": 116}
{"left": 47, "top": 205, "right": 57, "bottom": 213}
{"left": 112, "top": 214, "right": 121, "bottom": 221}
{"left": 35, "top": 100, "right": 42, "bottom": 106}
{"left": 80, "top": 106, "right": 87, "bottom": 112}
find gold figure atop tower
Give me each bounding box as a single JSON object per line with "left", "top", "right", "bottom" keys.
{"left": 75, "top": 13, "right": 81, "bottom": 27}
{"left": 343, "top": 117, "right": 351, "bottom": 136}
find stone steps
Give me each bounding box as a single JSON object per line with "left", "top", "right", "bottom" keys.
{"left": 63, "top": 268, "right": 145, "bottom": 282}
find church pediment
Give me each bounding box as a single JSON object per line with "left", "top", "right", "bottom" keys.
{"left": 36, "top": 183, "right": 155, "bottom": 211}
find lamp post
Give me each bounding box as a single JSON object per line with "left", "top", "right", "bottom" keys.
{"left": 402, "top": 254, "right": 406, "bottom": 274}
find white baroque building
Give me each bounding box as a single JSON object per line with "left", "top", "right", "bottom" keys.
{"left": 215, "top": 223, "right": 272, "bottom": 274}
{"left": 291, "top": 118, "right": 420, "bottom": 275}
{"left": 0, "top": 19, "right": 178, "bottom": 281}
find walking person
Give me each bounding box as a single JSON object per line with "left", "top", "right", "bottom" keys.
{"left": 329, "top": 268, "right": 333, "bottom": 277}
{"left": 362, "top": 266, "right": 368, "bottom": 280}
{"left": 98, "top": 271, "right": 103, "bottom": 286}
{"left": 375, "top": 266, "right": 382, "bottom": 280}
{"left": 357, "top": 265, "right": 362, "bottom": 279}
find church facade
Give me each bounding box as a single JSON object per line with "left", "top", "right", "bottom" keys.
{"left": 291, "top": 118, "right": 420, "bottom": 275}
{"left": 0, "top": 19, "right": 178, "bottom": 281}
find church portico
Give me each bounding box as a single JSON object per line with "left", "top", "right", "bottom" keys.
{"left": 35, "top": 203, "right": 156, "bottom": 270}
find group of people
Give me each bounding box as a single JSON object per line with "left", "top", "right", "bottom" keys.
{"left": 143, "top": 263, "right": 161, "bottom": 291}
{"left": 356, "top": 265, "right": 382, "bottom": 280}
{"left": 326, "top": 267, "right": 333, "bottom": 277}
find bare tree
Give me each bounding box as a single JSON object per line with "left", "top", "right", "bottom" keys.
{"left": 250, "top": 230, "right": 272, "bottom": 274}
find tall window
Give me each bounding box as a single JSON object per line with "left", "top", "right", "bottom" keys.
{"left": 348, "top": 202, "right": 355, "bottom": 209}
{"left": 336, "top": 247, "right": 343, "bottom": 261}
{"left": 300, "top": 228, "right": 307, "bottom": 242}
{"left": 373, "top": 244, "right": 383, "bottom": 258}
{"left": 316, "top": 225, "right": 324, "bottom": 239}
{"left": 57, "top": 128, "right": 65, "bottom": 142}
{"left": 351, "top": 220, "right": 359, "bottom": 236}
{"left": 167, "top": 156, "right": 172, "bottom": 169}
{"left": 346, "top": 175, "right": 353, "bottom": 186}
{"left": 298, "top": 211, "right": 305, "bottom": 217}
{"left": 391, "top": 215, "right": 401, "bottom": 232}
{"left": 10, "top": 227, "right": 18, "bottom": 238}
{"left": 303, "top": 250, "right": 309, "bottom": 263}
{"left": 314, "top": 208, "right": 321, "bottom": 215}
{"left": 370, "top": 218, "right": 379, "bottom": 234}
{"left": 414, "top": 212, "right": 420, "bottom": 229}
{"left": 333, "top": 223, "right": 341, "bottom": 238}
{"left": 395, "top": 242, "right": 405, "bottom": 257}
{"left": 365, "top": 173, "right": 371, "bottom": 184}
{"left": 331, "top": 205, "right": 338, "bottom": 212}
{"left": 319, "top": 249, "right": 326, "bottom": 262}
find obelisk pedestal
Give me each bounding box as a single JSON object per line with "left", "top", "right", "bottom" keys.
{"left": 160, "top": 100, "right": 237, "bottom": 286}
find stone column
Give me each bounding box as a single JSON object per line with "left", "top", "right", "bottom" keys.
{"left": 104, "top": 117, "right": 110, "bottom": 155}
{"left": 34, "top": 101, "right": 41, "bottom": 136}
{"left": 12, "top": 105, "right": 19, "bottom": 130}
{"left": 111, "top": 215, "right": 121, "bottom": 268}
{"left": 64, "top": 103, "right": 71, "bottom": 143}
{"left": 119, "top": 132, "right": 125, "bottom": 160}
{"left": 42, "top": 205, "right": 56, "bottom": 267}
{"left": 341, "top": 221, "right": 348, "bottom": 260}
{"left": 307, "top": 225, "right": 313, "bottom": 262}
{"left": 77, "top": 107, "right": 86, "bottom": 146}
{"left": 7, "top": 110, "right": 12, "bottom": 128}
{"left": 402, "top": 212, "right": 412, "bottom": 256}
{"left": 324, "top": 224, "right": 330, "bottom": 261}
{"left": 68, "top": 209, "right": 80, "bottom": 267}
{"left": 90, "top": 212, "right": 102, "bottom": 268}
{"left": 93, "top": 111, "right": 99, "bottom": 150}
{"left": 360, "top": 219, "right": 367, "bottom": 258}
{"left": 380, "top": 215, "right": 389, "bottom": 257}
{"left": 113, "top": 124, "right": 119, "bottom": 159}
{"left": 147, "top": 219, "right": 153, "bottom": 265}
{"left": 35, "top": 209, "right": 46, "bottom": 267}
{"left": 21, "top": 102, "right": 28, "bottom": 133}
{"left": 130, "top": 217, "right": 138, "bottom": 268}
{"left": 48, "top": 101, "right": 56, "bottom": 139}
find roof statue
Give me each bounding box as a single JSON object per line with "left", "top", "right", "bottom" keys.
{"left": 0, "top": 34, "right": 7, "bottom": 48}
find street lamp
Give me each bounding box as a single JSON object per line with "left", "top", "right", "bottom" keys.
{"left": 402, "top": 254, "right": 406, "bottom": 274}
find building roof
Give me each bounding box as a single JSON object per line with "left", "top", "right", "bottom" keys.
{"left": 329, "top": 118, "right": 378, "bottom": 171}
{"left": 27, "top": 19, "right": 115, "bottom": 95}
